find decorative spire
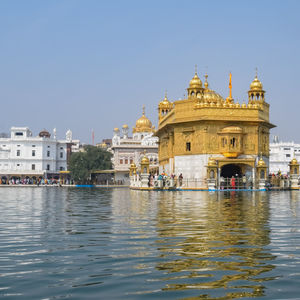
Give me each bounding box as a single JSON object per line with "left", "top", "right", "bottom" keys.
{"left": 255, "top": 67, "right": 258, "bottom": 78}
{"left": 142, "top": 105, "right": 145, "bottom": 115}
{"left": 204, "top": 73, "right": 209, "bottom": 89}
{"left": 229, "top": 72, "right": 232, "bottom": 99}
{"left": 164, "top": 90, "right": 168, "bottom": 100}
{"left": 195, "top": 64, "right": 197, "bottom": 75}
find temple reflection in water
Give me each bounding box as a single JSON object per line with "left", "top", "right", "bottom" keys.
{"left": 154, "top": 191, "right": 276, "bottom": 299}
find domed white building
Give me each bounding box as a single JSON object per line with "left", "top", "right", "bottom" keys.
{"left": 111, "top": 106, "right": 158, "bottom": 184}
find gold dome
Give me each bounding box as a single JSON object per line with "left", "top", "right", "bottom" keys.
{"left": 250, "top": 75, "right": 263, "bottom": 90}
{"left": 189, "top": 72, "right": 202, "bottom": 88}
{"left": 133, "top": 106, "right": 154, "bottom": 133}
{"left": 159, "top": 93, "right": 172, "bottom": 108}
{"left": 208, "top": 157, "right": 217, "bottom": 167}
{"left": 122, "top": 124, "right": 128, "bottom": 129}
{"left": 257, "top": 157, "right": 266, "bottom": 167}
{"left": 141, "top": 155, "right": 149, "bottom": 164}
{"left": 114, "top": 127, "right": 119, "bottom": 132}
{"left": 290, "top": 158, "right": 298, "bottom": 165}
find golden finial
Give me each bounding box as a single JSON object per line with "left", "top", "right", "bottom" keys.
{"left": 195, "top": 64, "right": 197, "bottom": 74}
{"left": 204, "top": 73, "right": 208, "bottom": 89}
{"left": 255, "top": 67, "right": 258, "bottom": 78}
{"left": 142, "top": 105, "right": 145, "bottom": 115}
{"left": 229, "top": 72, "right": 232, "bottom": 99}
{"left": 164, "top": 90, "right": 168, "bottom": 100}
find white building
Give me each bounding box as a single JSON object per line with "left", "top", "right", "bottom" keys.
{"left": 111, "top": 107, "right": 159, "bottom": 184}
{"left": 0, "top": 127, "right": 77, "bottom": 180}
{"left": 269, "top": 136, "right": 300, "bottom": 175}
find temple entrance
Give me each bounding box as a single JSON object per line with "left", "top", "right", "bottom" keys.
{"left": 220, "top": 164, "right": 251, "bottom": 190}
{"left": 221, "top": 164, "right": 242, "bottom": 178}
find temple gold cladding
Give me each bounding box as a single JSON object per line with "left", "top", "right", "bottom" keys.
{"left": 156, "top": 70, "right": 275, "bottom": 169}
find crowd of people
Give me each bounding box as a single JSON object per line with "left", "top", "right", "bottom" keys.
{"left": 145, "top": 172, "right": 183, "bottom": 187}
{"left": 0, "top": 177, "right": 74, "bottom": 186}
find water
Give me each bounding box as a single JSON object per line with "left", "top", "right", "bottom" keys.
{"left": 0, "top": 188, "right": 300, "bottom": 299}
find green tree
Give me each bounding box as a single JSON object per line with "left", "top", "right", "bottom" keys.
{"left": 69, "top": 146, "right": 112, "bottom": 184}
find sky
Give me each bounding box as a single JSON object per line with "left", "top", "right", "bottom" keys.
{"left": 0, "top": 0, "right": 300, "bottom": 143}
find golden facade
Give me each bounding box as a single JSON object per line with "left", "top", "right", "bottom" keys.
{"left": 156, "top": 69, "right": 275, "bottom": 185}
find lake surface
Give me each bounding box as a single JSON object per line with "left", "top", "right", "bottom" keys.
{"left": 0, "top": 188, "right": 300, "bottom": 299}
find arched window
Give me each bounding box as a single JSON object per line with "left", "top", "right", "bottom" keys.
{"left": 191, "top": 91, "right": 195, "bottom": 97}
{"left": 210, "top": 170, "right": 215, "bottom": 179}
{"left": 260, "top": 170, "right": 265, "bottom": 179}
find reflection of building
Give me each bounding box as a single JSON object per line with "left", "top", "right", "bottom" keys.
{"left": 0, "top": 127, "right": 77, "bottom": 180}
{"left": 156, "top": 70, "right": 275, "bottom": 187}
{"left": 155, "top": 191, "right": 274, "bottom": 297}
{"left": 270, "top": 137, "right": 300, "bottom": 175}
{"left": 111, "top": 107, "right": 159, "bottom": 184}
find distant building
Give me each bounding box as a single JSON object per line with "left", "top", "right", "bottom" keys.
{"left": 0, "top": 127, "right": 78, "bottom": 180}
{"left": 269, "top": 136, "right": 300, "bottom": 175}
{"left": 96, "top": 139, "right": 112, "bottom": 150}
{"left": 111, "top": 107, "right": 159, "bottom": 184}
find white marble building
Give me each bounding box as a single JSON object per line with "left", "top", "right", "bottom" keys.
{"left": 269, "top": 136, "right": 300, "bottom": 175}
{"left": 111, "top": 108, "right": 159, "bottom": 184}
{"left": 0, "top": 127, "right": 76, "bottom": 179}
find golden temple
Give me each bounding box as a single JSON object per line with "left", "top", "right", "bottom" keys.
{"left": 155, "top": 68, "right": 276, "bottom": 188}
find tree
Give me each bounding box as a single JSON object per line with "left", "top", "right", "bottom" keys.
{"left": 69, "top": 146, "right": 112, "bottom": 184}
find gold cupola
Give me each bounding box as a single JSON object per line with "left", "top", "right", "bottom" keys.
{"left": 132, "top": 106, "right": 154, "bottom": 133}
{"left": 187, "top": 65, "right": 204, "bottom": 99}
{"left": 158, "top": 92, "right": 173, "bottom": 121}
{"left": 248, "top": 70, "right": 265, "bottom": 103}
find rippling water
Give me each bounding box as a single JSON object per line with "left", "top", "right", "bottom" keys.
{"left": 0, "top": 188, "right": 300, "bottom": 299}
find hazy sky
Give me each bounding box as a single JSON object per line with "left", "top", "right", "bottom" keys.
{"left": 0, "top": 0, "right": 299, "bottom": 143}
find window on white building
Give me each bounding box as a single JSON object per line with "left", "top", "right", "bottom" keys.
{"left": 286, "top": 154, "right": 291, "bottom": 158}
{"left": 60, "top": 152, "right": 63, "bottom": 158}
{"left": 284, "top": 148, "right": 291, "bottom": 150}
{"left": 15, "top": 132, "right": 23, "bottom": 136}
{"left": 16, "top": 150, "right": 20, "bottom": 156}
{"left": 32, "top": 164, "right": 35, "bottom": 170}
{"left": 47, "top": 150, "right": 50, "bottom": 157}
{"left": 47, "top": 164, "right": 50, "bottom": 171}
{"left": 32, "top": 145, "right": 36, "bottom": 147}
{"left": 32, "top": 150, "right": 36, "bottom": 157}
{"left": 60, "top": 166, "right": 64, "bottom": 171}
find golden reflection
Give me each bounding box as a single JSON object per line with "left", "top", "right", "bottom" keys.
{"left": 155, "top": 191, "right": 276, "bottom": 299}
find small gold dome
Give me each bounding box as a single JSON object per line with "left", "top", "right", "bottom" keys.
{"left": 159, "top": 93, "right": 172, "bottom": 109}
{"left": 257, "top": 157, "right": 266, "bottom": 167}
{"left": 122, "top": 124, "right": 128, "bottom": 129}
{"left": 141, "top": 155, "right": 149, "bottom": 164}
{"left": 250, "top": 75, "right": 263, "bottom": 90}
{"left": 189, "top": 73, "right": 202, "bottom": 88}
{"left": 114, "top": 127, "right": 119, "bottom": 132}
{"left": 130, "top": 163, "right": 136, "bottom": 168}
{"left": 290, "top": 158, "right": 298, "bottom": 165}
{"left": 208, "top": 157, "right": 217, "bottom": 167}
